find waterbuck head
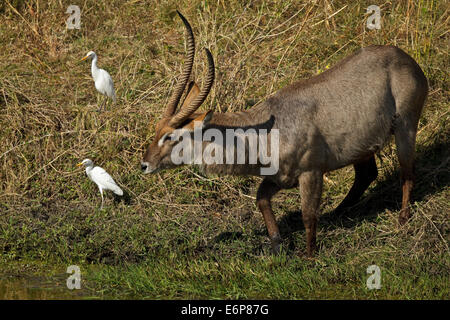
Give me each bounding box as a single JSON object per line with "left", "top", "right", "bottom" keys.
{"left": 141, "top": 11, "right": 215, "bottom": 174}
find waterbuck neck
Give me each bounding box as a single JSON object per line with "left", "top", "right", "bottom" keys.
{"left": 180, "top": 104, "right": 279, "bottom": 177}
{"left": 207, "top": 102, "right": 273, "bottom": 129}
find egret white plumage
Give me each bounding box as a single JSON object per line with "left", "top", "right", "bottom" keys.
{"left": 77, "top": 159, "right": 123, "bottom": 209}
{"left": 81, "top": 51, "right": 116, "bottom": 110}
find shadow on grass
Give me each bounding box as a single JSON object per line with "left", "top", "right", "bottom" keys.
{"left": 275, "top": 139, "right": 449, "bottom": 252}
{"left": 208, "top": 139, "right": 448, "bottom": 254}
{"left": 213, "top": 231, "right": 244, "bottom": 243}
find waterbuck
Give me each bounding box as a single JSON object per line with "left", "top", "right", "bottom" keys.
{"left": 141, "top": 11, "right": 428, "bottom": 256}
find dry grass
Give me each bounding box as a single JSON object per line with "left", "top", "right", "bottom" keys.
{"left": 0, "top": 0, "right": 448, "bottom": 299}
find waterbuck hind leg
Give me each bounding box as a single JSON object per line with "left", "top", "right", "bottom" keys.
{"left": 256, "top": 179, "right": 282, "bottom": 254}
{"left": 394, "top": 122, "right": 417, "bottom": 225}
{"left": 334, "top": 155, "right": 378, "bottom": 214}
{"left": 299, "top": 171, "right": 323, "bottom": 257}
{"left": 399, "top": 173, "right": 414, "bottom": 225}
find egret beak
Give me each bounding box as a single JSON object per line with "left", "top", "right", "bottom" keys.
{"left": 76, "top": 162, "right": 83, "bottom": 167}
{"left": 80, "top": 56, "right": 88, "bottom": 61}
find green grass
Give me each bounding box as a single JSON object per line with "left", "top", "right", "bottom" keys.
{"left": 0, "top": 0, "right": 448, "bottom": 299}
{"left": 88, "top": 251, "right": 449, "bottom": 299}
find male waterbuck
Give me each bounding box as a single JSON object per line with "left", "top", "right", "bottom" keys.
{"left": 141, "top": 11, "right": 428, "bottom": 256}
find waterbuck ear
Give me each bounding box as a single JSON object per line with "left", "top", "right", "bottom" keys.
{"left": 184, "top": 110, "right": 214, "bottom": 131}
{"left": 201, "top": 110, "right": 214, "bottom": 126}
{"left": 158, "top": 131, "right": 182, "bottom": 147}
{"left": 157, "top": 132, "right": 172, "bottom": 147}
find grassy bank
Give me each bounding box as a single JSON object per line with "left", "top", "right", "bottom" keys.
{"left": 0, "top": 0, "right": 448, "bottom": 299}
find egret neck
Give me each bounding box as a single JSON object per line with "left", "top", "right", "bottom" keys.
{"left": 90, "top": 53, "right": 99, "bottom": 81}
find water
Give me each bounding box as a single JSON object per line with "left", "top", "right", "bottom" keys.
{"left": 0, "top": 275, "right": 97, "bottom": 300}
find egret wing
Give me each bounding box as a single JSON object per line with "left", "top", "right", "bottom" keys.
{"left": 91, "top": 166, "right": 123, "bottom": 196}
{"left": 100, "top": 69, "right": 116, "bottom": 101}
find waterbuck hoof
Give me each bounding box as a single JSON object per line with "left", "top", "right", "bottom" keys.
{"left": 398, "top": 208, "right": 410, "bottom": 225}
{"left": 270, "top": 240, "right": 282, "bottom": 255}
{"left": 398, "top": 215, "right": 409, "bottom": 225}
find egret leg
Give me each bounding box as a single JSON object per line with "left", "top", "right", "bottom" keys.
{"left": 99, "top": 187, "right": 104, "bottom": 209}
{"left": 96, "top": 94, "right": 101, "bottom": 111}
{"left": 98, "top": 96, "right": 106, "bottom": 112}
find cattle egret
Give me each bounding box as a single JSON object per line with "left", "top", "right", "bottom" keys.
{"left": 77, "top": 159, "right": 123, "bottom": 209}
{"left": 81, "top": 51, "right": 116, "bottom": 110}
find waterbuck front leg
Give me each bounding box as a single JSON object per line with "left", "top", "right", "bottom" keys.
{"left": 299, "top": 170, "right": 323, "bottom": 257}
{"left": 334, "top": 155, "right": 378, "bottom": 214}
{"left": 257, "top": 178, "right": 282, "bottom": 254}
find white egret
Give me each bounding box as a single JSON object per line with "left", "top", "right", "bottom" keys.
{"left": 77, "top": 159, "right": 123, "bottom": 209}
{"left": 81, "top": 51, "right": 116, "bottom": 110}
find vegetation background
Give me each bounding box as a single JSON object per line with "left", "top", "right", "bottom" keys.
{"left": 0, "top": 0, "right": 448, "bottom": 299}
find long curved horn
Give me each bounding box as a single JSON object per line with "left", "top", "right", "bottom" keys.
{"left": 163, "top": 10, "right": 195, "bottom": 118}
{"left": 169, "top": 48, "right": 215, "bottom": 128}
